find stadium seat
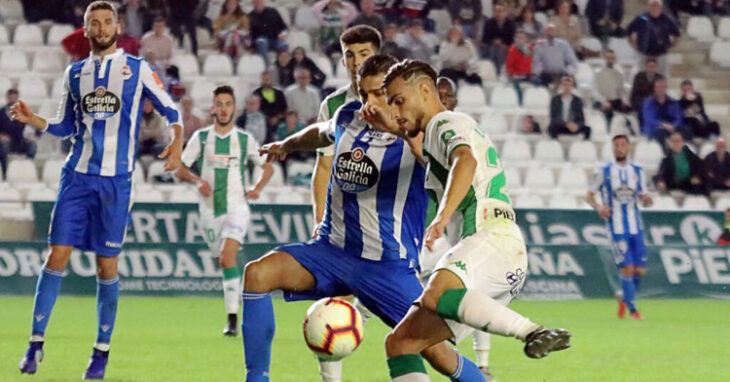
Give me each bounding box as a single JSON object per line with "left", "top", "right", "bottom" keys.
{"left": 0, "top": 186, "right": 24, "bottom": 211}
{"left": 575, "top": 62, "right": 594, "bottom": 89}
{"left": 275, "top": 6, "right": 292, "bottom": 26}
{"left": 51, "top": 77, "right": 65, "bottom": 98}
{"left": 503, "top": 167, "right": 521, "bottom": 188}
{"left": 32, "top": 50, "right": 64, "bottom": 73}
{"left": 580, "top": 37, "right": 602, "bottom": 53}
{"left": 6, "top": 159, "right": 38, "bottom": 185}
{"left": 715, "top": 196, "right": 730, "bottom": 210}
{"left": 718, "top": 17, "right": 730, "bottom": 39}
{"left": 293, "top": 5, "right": 320, "bottom": 33}
{"left": 607, "top": 113, "right": 635, "bottom": 137}
{"left": 134, "top": 189, "right": 165, "bottom": 202}
{"left": 237, "top": 54, "right": 266, "bottom": 80}
{"left": 0, "top": 76, "right": 12, "bottom": 97}
{"left": 456, "top": 84, "right": 488, "bottom": 114}
{"left": 534, "top": 12, "right": 548, "bottom": 26}
{"left": 255, "top": 162, "right": 285, "bottom": 187}
{"left": 146, "top": 161, "right": 170, "bottom": 183}
{"left": 588, "top": 113, "right": 608, "bottom": 141}
{"left": 710, "top": 41, "right": 730, "bottom": 66}
{"left": 172, "top": 54, "right": 200, "bottom": 78}
{"left": 202, "top": 54, "right": 234, "bottom": 77}
{"left": 501, "top": 139, "right": 532, "bottom": 165}
{"left": 651, "top": 195, "right": 678, "bottom": 210}
{"left": 0, "top": 24, "right": 9, "bottom": 45}
{"left": 190, "top": 80, "right": 218, "bottom": 109}
{"left": 608, "top": 38, "right": 637, "bottom": 64}
{"left": 557, "top": 165, "right": 589, "bottom": 192}
{"left": 168, "top": 188, "right": 199, "bottom": 203}
{"left": 475, "top": 60, "right": 498, "bottom": 83}
{"left": 687, "top": 16, "right": 715, "bottom": 42}
{"left": 524, "top": 166, "right": 555, "bottom": 191}
{"left": 533, "top": 140, "right": 564, "bottom": 163}
{"left": 26, "top": 187, "right": 56, "bottom": 202}
{"left": 633, "top": 141, "right": 663, "bottom": 170}
{"left": 574, "top": 0, "right": 588, "bottom": 13}
{"left": 514, "top": 194, "right": 544, "bottom": 208}
{"left": 47, "top": 24, "right": 75, "bottom": 46}
{"left": 13, "top": 24, "right": 44, "bottom": 45}
{"left": 132, "top": 163, "right": 145, "bottom": 185}
{"left": 522, "top": 87, "right": 550, "bottom": 111}
{"left": 37, "top": 101, "right": 58, "bottom": 119}
{"left": 568, "top": 141, "right": 598, "bottom": 163}
{"left": 600, "top": 141, "right": 613, "bottom": 162}
{"left": 287, "top": 30, "right": 313, "bottom": 52}
{"left": 479, "top": 112, "right": 510, "bottom": 138}
{"left": 489, "top": 86, "right": 519, "bottom": 109}
{"left": 0, "top": 48, "right": 29, "bottom": 73}
{"left": 312, "top": 55, "right": 334, "bottom": 80}
{"left": 273, "top": 191, "right": 306, "bottom": 204}
{"left": 428, "top": 9, "right": 452, "bottom": 36}
{"left": 683, "top": 195, "right": 711, "bottom": 210}
{"left": 42, "top": 159, "right": 64, "bottom": 187}
{"left": 17, "top": 77, "right": 48, "bottom": 102}
{"left": 548, "top": 194, "right": 578, "bottom": 209}
{"left": 699, "top": 141, "right": 715, "bottom": 159}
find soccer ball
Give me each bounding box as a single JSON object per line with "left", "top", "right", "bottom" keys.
{"left": 302, "top": 298, "right": 364, "bottom": 361}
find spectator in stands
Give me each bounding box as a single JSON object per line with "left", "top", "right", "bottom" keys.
{"left": 351, "top": 0, "right": 386, "bottom": 33}
{"left": 138, "top": 99, "right": 168, "bottom": 157}
{"left": 585, "top": 0, "right": 624, "bottom": 40}
{"left": 119, "top": 0, "right": 151, "bottom": 40}
{"left": 315, "top": 0, "right": 360, "bottom": 59}
{"left": 669, "top": 0, "right": 728, "bottom": 16}
{"left": 399, "top": 0, "right": 435, "bottom": 25}
{"left": 291, "top": 47, "right": 327, "bottom": 89}
{"left": 140, "top": 17, "right": 176, "bottom": 70}
{"left": 503, "top": 0, "right": 526, "bottom": 16}
{"left": 506, "top": 29, "right": 534, "bottom": 104}
{"left": 438, "top": 26, "right": 482, "bottom": 85}
{"left": 548, "top": 76, "right": 591, "bottom": 140}
{"left": 236, "top": 95, "right": 268, "bottom": 145}
{"left": 0, "top": 89, "right": 37, "bottom": 181}
{"left": 550, "top": 0, "right": 583, "bottom": 56}
{"left": 516, "top": 4, "right": 544, "bottom": 40}
{"left": 642, "top": 77, "right": 690, "bottom": 143}
{"left": 373, "top": 0, "right": 400, "bottom": 23}
{"left": 284, "top": 67, "right": 322, "bottom": 124}
{"left": 437, "top": 77, "right": 458, "bottom": 111}
{"left": 168, "top": 0, "right": 199, "bottom": 55}
{"left": 679, "top": 79, "right": 720, "bottom": 139}
{"left": 655, "top": 131, "right": 708, "bottom": 195}
{"left": 271, "top": 49, "right": 296, "bottom": 88}
{"left": 630, "top": 57, "right": 661, "bottom": 112}
{"left": 626, "top": 0, "right": 680, "bottom": 75}
{"left": 531, "top": 23, "right": 579, "bottom": 86}
{"left": 593, "top": 49, "right": 631, "bottom": 125}
{"left": 250, "top": 0, "right": 289, "bottom": 65}
{"left": 182, "top": 96, "right": 205, "bottom": 141}
{"left": 447, "top": 0, "right": 482, "bottom": 38}
{"left": 380, "top": 24, "right": 410, "bottom": 60}
{"left": 520, "top": 114, "right": 543, "bottom": 134}
{"left": 275, "top": 110, "right": 307, "bottom": 141}
{"left": 253, "top": 70, "right": 288, "bottom": 131}
{"left": 397, "top": 19, "right": 434, "bottom": 63}
{"left": 534, "top": 0, "right": 559, "bottom": 13}
{"left": 716, "top": 208, "right": 730, "bottom": 245}
{"left": 481, "top": 2, "right": 517, "bottom": 74}
{"left": 214, "top": 0, "right": 251, "bottom": 60}
{"left": 117, "top": 14, "right": 141, "bottom": 56}
{"left": 704, "top": 138, "right": 730, "bottom": 190}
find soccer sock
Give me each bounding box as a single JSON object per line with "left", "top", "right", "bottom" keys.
{"left": 633, "top": 275, "right": 642, "bottom": 291}
{"left": 242, "top": 291, "right": 275, "bottom": 382}
{"left": 450, "top": 353, "right": 486, "bottom": 382}
{"left": 620, "top": 275, "right": 637, "bottom": 313}
{"left": 473, "top": 332, "right": 491, "bottom": 368}
{"left": 436, "top": 289, "right": 539, "bottom": 341}
{"left": 318, "top": 359, "right": 343, "bottom": 382}
{"left": 222, "top": 267, "right": 242, "bottom": 315}
{"left": 387, "top": 354, "right": 429, "bottom": 382}
{"left": 30, "top": 267, "right": 64, "bottom": 340}
{"left": 95, "top": 276, "right": 119, "bottom": 350}
{"left": 354, "top": 298, "right": 373, "bottom": 324}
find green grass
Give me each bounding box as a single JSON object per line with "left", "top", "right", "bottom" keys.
{"left": 0, "top": 297, "right": 728, "bottom": 381}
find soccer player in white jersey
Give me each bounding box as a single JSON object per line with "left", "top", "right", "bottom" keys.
{"left": 12, "top": 2, "right": 183, "bottom": 379}
{"left": 176, "top": 86, "right": 273, "bottom": 336}
{"left": 586, "top": 134, "right": 653, "bottom": 320}
{"left": 379, "top": 60, "right": 571, "bottom": 381}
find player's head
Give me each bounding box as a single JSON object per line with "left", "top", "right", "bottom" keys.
{"left": 357, "top": 54, "right": 398, "bottom": 130}
{"left": 212, "top": 85, "right": 236, "bottom": 126}
{"left": 340, "top": 25, "right": 381, "bottom": 85}
{"left": 383, "top": 59, "right": 440, "bottom": 137}
{"left": 84, "top": 1, "right": 119, "bottom": 52}
{"left": 436, "top": 77, "right": 457, "bottom": 111}
{"left": 612, "top": 134, "right": 631, "bottom": 162}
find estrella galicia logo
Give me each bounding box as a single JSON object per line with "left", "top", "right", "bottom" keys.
{"left": 334, "top": 147, "right": 379, "bottom": 192}
{"left": 82, "top": 86, "right": 121, "bottom": 119}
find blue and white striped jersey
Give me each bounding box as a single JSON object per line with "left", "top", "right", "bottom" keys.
{"left": 318, "top": 101, "right": 427, "bottom": 264}
{"left": 44, "top": 49, "right": 181, "bottom": 176}
{"left": 591, "top": 161, "right": 648, "bottom": 235}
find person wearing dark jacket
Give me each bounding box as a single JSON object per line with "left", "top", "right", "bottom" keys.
{"left": 717, "top": 208, "right": 730, "bottom": 245}
{"left": 585, "top": 0, "right": 624, "bottom": 39}
{"left": 641, "top": 77, "right": 689, "bottom": 144}
{"left": 166, "top": 0, "right": 199, "bottom": 55}
{"left": 679, "top": 79, "right": 720, "bottom": 139}
{"left": 630, "top": 57, "right": 661, "bottom": 112}
{"left": 655, "top": 132, "right": 708, "bottom": 195}
{"left": 548, "top": 76, "right": 591, "bottom": 140}
{"left": 481, "top": 2, "right": 516, "bottom": 74}
{"left": 704, "top": 138, "right": 730, "bottom": 190}
{"left": 249, "top": 0, "right": 289, "bottom": 64}
{"left": 447, "top": 0, "right": 482, "bottom": 38}
{"left": 291, "top": 47, "right": 326, "bottom": 89}
{"left": 252, "top": 70, "right": 288, "bottom": 132}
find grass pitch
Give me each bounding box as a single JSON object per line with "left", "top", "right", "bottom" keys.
{"left": 0, "top": 297, "right": 727, "bottom": 381}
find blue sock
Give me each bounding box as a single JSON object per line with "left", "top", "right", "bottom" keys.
{"left": 242, "top": 291, "right": 275, "bottom": 382}
{"left": 30, "top": 268, "right": 64, "bottom": 338}
{"left": 620, "top": 275, "right": 637, "bottom": 313}
{"left": 633, "top": 275, "right": 642, "bottom": 291}
{"left": 451, "top": 352, "right": 487, "bottom": 382}
{"left": 96, "top": 276, "right": 119, "bottom": 347}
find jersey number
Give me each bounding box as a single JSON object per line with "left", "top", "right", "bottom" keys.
{"left": 485, "top": 147, "right": 511, "bottom": 204}
{"left": 205, "top": 229, "right": 216, "bottom": 243}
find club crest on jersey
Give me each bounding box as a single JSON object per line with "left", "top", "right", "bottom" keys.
{"left": 614, "top": 186, "right": 636, "bottom": 204}
{"left": 82, "top": 86, "right": 121, "bottom": 119}
{"left": 335, "top": 147, "right": 379, "bottom": 192}
{"left": 121, "top": 65, "right": 132, "bottom": 80}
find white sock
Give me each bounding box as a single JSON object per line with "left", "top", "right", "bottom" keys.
{"left": 473, "top": 332, "right": 490, "bottom": 367}
{"left": 222, "top": 276, "right": 241, "bottom": 314}
{"left": 318, "top": 359, "right": 342, "bottom": 382}
{"left": 447, "top": 289, "right": 539, "bottom": 340}
{"left": 393, "top": 373, "right": 430, "bottom": 382}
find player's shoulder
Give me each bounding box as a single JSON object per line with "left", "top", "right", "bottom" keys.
{"left": 428, "top": 111, "right": 477, "bottom": 134}
{"left": 333, "top": 100, "right": 363, "bottom": 126}
{"left": 629, "top": 162, "right": 644, "bottom": 172}
{"left": 233, "top": 127, "right": 255, "bottom": 140}
{"left": 192, "top": 125, "right": 214, "bottom": 138}
{"left": 323, "top": 85, "right": 350, "bottom": 102}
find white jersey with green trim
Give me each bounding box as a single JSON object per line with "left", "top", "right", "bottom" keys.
{"left": 316, "top": 84, "right": 359, "bottom": 157}
{"left": 422, "top": 111, "right": 515, "bottom": 237}
{"left": 181, "top": 125, "right": 265, "bottom": 218}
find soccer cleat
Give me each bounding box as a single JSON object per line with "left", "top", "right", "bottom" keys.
{"left": 617, "top": 300, "right": 627, "bottom": 319}
{"left": 524, "top": 327, "right": 571, "bottom": 359}
{"left": 479, "top": 366, "right": 496, "bottom": 381}
{"left": 19, "top": 341, "right": 44, "bottom": 374}
{"left": 223, "top": 313, "right": 238, "bottom": 336}
{"left": 83, "top": 348, "right": 109, "bottom": 380}
{"left": 631, "top": 311, "right": 644, "bottom": 321}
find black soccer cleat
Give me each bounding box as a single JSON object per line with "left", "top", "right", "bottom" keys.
{"left": 223, "top": 313, "right": 238, "bottom": 337}
{"left": 524, "top": 327, "right": 571, "bottom": 359}
{"left": 19, "top": 341, "right": 44, "bottom": 374}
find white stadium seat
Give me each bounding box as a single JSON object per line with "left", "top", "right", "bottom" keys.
{"left": 548, "top": 194, "right": 578, "bottom": 209}
{"left": 489, "top": 86, "right": 519, "bottom": 109}
{"left": 26, "top": 187, "right": 56, "bottom": 201}
{"left": 533, "top": 140, "right": 564, "bottom": 163}
{"left": 428, "top": 9, "right": 452, "bottom": 37}
{"left": 18, "top": 77, "right": 48, "bottom": 101}
{"left": 503, "top": 167, "right": 521, "bottom": 188}
{"left": 13, "top": 24, "right": 44, "bottom": 45}
{"left": 312, "top": 55, "right": 334, "bottom": 79}
{"left": 37, "top": 101, "right": 58, "bottom": 119}
{"left": 146, "top": 161, "right": 169, "bottom": 183}
{"left": 580, "top": 37, "right": 602, "bottom": 53}
{"left": 273, "top": 191, "right": 306, "bottom": 204}
{"left": 0, "top": 24, "right": 9, "bottom": 45}
{"left": 134, "top": 189, "right": 165, "bottom": 202}
{"left": 588, "top": 113, "right": 608, "bottom": 140}
{"left": 514, "top": 194, "right": 544, "bottom": 208}
{"left": 608, "top": 38, "right": 637, "bottom": 64}
{"left": 132, "top": 162, "right": 145, "bottom": 185}
{"left": 683, "top": 195, "right": 711, "bottom": 210}
{"left": 0, "top": 76, "right": 12, "bottom": 98}
{"left": 0, "top": 186, "right": 24, "bottom": 211}
{"left": 287, "top": 30, "right": 313, "bottom": 52}
{"left": 190, "top": 80, "right": 218, "bottom": 109}
{"left": 710, "top": 40, "right": 730, "bottom": 66}
{"left": 715, "top": 196, "right": 730, "bottom": 211}
{"left": 522, "top": 87, "right": 550, "bottom": 111}
{"left": 524, "top": 166, "right": 555, "bottom": 191}
{"left": 650, "top": 195, "right": 678, "bottom": 210}
{"left": 633, "top": 141, "right": 663, "bottom": 170}
{"left": 51, "top": 77, "right": 65, "bottom": 98}
{"left": 6, "top": 159, "right": 38, "bottom": 185}
{"left": 294, "top": 5, "right": 320, "bottom": 33}
{"left": 237, "top": 54, "right": 266, "bottom": 80}
{"left": 687, "top": 16, "right": 715, "bottom": 42}
{"left": 42, "top": 159, "right": 64, "bottom": 187}
{"left": 569, "top": 141, "right": 598, "bottom": 163}
{"left": 47, "top": 24, "right": 75, "bottom": 46}
{"left": 601, "top": 141, "right": 613, "bottom": 162}
{"left": 501, "top": 139, "right": 532, "bottom": 165}
{"left": 475, "top": 60, "right": 498, "bottom": 83}
{"left": 172, "top": 54, "right": 200, "bottom": 78}
{"left": 718, "top": 17, "right": 730, "bottom": 39}
{"left": 699, "top": 141, "right": 715, "bottom": 159}
{"left": 0, "top": 48, "right": 29, "bottom": 73}
{"left": 168, "top": 188, "right": 199, "bottom": 203}
{"left": 32, "top": 50, "right": 64, "bottom": 73}
{"left": 575, "top": 62, "right": 594, "bottom": 89}
{"left": 275, "top": 6, "right": 292, "bottom": 26}
{"left": 458, "top": 84, "right": 487, "bottom": 110}
{"left": 479, "top": 112, "right": 509, "bottom": 137}
{"left": 202, "top": 54, "right": 234, "bottom": 77}
{"left": 557, "top": 165, "right": 589, "bottom": 192}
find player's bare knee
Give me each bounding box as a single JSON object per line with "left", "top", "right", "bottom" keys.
{"left": 620, "top": 265, "right": 634, "bottom": 276}
{"left": 384, "top": 330, "right": 409, "bottom": 356}
{"left": 44, "top": 246, "right": 73, "bottom": 271}
{"left": 420, "top": 287, "right": 446, "bottom": 313}
{"left": 634, "top": 267, "right": 646, "bottom": 277}
{"left": 96, "top": 260, "right": 119, "bottom": 279}
{"left": 243, "top": 260, "right": 269, "bottom": 291}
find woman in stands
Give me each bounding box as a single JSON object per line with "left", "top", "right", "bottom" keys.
{"left": 291, "top": 47, "right": 327, "bottom": 89}
{"left": 437, "top": 26, "right": 483, "bottom": 85}
{"left": 214, "top": 0, "right": 251, "bottom": 60}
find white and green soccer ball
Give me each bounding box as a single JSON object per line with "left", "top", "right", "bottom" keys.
{"left": 303, "top": 298, "right": 364, "bottom": 361}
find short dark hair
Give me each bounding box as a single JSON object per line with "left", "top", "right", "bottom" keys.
{"left": 153, "top": 15, "right": 166, "bottom": 24}
{"left": 436, "top": 77, "right": 457, "bottom": 93}
{"left": 358, "top": 54, "right": 398, "bottom": 79}
{"left": 612, "top": 134, "right": 630, "bottom": 143}
{"left": 382, "top": 59, "right": 438, "bottom": 88}
{"left": 84, "top": 1, "right": 118, "bottom": 25}
{"left": 681, "top": 79, "right": 693, "bottom": 87}
{"left": 645, "top": 57, "right": 658, "bottom": 65}
{"left": 7, "top": 88, "right": 18, "bottom": 96}
{"left": 213, "top": 85, "right": 235, "bottom": 100}
{"left": 561, "top": 75, "right": 574, "bottom": 84}
{"left": 340, "top": 25, "right": 381, "bottom": 50}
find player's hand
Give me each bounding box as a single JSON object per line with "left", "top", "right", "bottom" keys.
{"left": 425, "top": 214, "right": 450, "bottom": 251}
{"left": 640, "top": 194, "right": 653, "bottom": 207}
{"left": 360, "top": 103, "right": 399, "bottom": 134}
{"left": 10, "top": 100, "right": 34, "bottom": 124}
{"left": 197, "top": 180, "right": 212, "bottom": 197}
{"left": 246, "top": 187, "right": 261, "bottom": 200}
{"left": 259, "top": 141, "right": 289, "bottom": 162}
{"left": 598, "top": 205, "right": 612, "bottom": 219}
{"left": 311, "top": 221, "right": 322, "bottom": 239}
{"left": 405, "top": 131, "right": 427, "bottom": 167}
{"left": 159, "top": 139, "right": 183, "bottom": 171}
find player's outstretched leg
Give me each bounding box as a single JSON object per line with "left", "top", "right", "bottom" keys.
{"left": 220, "top": 239, "right": 242, "bottom": 336}
{"left": 83, "top": 256, "right": 120, "bottom": 380}
{"left": 631, "top": 266, "right": 646, "bottom": 320}
{"left": 619, "top": 265, "right": 639, "bottom": 319}
{"left": 242, "top": 250, "right": 317, "bottom": 382}
{"left": 472, "top": 332, "right": 494, "bottom": 380}
{"left": 19, "top": 246, "right": 72, "bottom": 375}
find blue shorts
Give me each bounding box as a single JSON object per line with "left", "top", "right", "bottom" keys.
{"left": 278, "top": 240, "right": 423, "bottom": 328}
{"left": 48, "top": 168, "right": 133, "bottom": 257}
{"left": 611, "top": 233, "right": 647, "bottom": 268}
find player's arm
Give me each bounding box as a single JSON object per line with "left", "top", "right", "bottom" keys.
{"left": 585, "top": 170, "right": 611, "bottom": 219}
{"left": 259, "top": 121, "right": 333, "bottom": 162}
{"left": 246, "top": 138, "right": 274, "bottom": 200}
{"left": 12, "top": 66, "right": 75, "bottom": 137}
{"left": 637, "top": 167, "right": 653, "bottom": 207}
{"left": 312, "top": 154, "right": 333, "bottom": 224}
{"left": 175, "top": 132, "right": 212, "bottom": 196}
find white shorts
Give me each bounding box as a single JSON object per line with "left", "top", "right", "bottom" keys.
{"left": 432, "top": 220, "right": 528, "bottom": 343}
{"left": 201, "top": 203, "right": 250, "bottom": 256}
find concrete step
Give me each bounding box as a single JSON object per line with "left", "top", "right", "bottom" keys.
{"left": 703, "top": 90, "right": 730, "bottom": 104}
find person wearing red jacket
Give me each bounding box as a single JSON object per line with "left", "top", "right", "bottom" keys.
{"left": 61, "top": 17, "right": 140, "bottom": 61}
{"left": 506, "top": 29, "right": 534, "bottom": 104}
{"left": 717, "top": 208, "right": 730, "bottom": 245}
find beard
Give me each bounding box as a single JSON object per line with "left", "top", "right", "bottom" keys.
{"left": 615, "top": 154, "right": 626, "bottom": 162}
{"left": 90, "top": 33, "right": 118, "bottom": 51}
{"left": 215, "top": 114, "right": 233, "bottom": 126}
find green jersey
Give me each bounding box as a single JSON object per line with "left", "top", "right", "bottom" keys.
{"left": 316, "top": 84, "right": 358, "bottom": 156}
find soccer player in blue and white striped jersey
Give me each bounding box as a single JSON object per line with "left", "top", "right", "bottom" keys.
{"left": 587, "top": 134, "right": 653, "bottom": 320}
{"left": 13, "top": 2, "right": 183, "bottom": 379}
